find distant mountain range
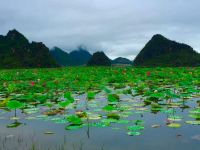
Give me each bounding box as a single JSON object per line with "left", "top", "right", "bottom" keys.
{"left": 50, "top": 47, "right": 131, "bottom": 66}
{"left": 0, "top": 29, "right": 200, "bottom": 68}
{"left": 0, "top": 29, "right": 58, "bottom": 68}
{"left": 50, "top": 46, "right": 91, "bottom": 66}
{"left": 133, "top": 34, "right": 200, "bottom": 67}
{"left": 52, "top": 34, "right": 200, "bottom": 67}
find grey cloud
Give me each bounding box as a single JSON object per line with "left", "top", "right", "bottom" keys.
{"left": 0, "top": 0, "right": 200, "bottom": 60}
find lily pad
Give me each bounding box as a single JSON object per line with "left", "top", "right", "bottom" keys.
{"left": 185, "top": 121, "right": 200, "bottom": 125}
{"left": 117, "top": 120, "right": 130, "bottom": 124}
{"left": 44, "top": 131, "right": 54, "bottom": 134}
{"left": 103, "top": 105, "right": 117, "bottom": 111}
{"left": 65, "top": 124, "right": 83, "bottom": 130}
{"left": 88, "top": 114, "right": 102, "bottom": 120}
{"left": 108, "top": 94, "right": 119, "bottom": 102}
{"left": 127, "top": 125, "right": 144, "bottom": 131}
{"left": 90, "top": 122, "right": 110, "bottom": 127}
{"left": 7, "top": 121, "right": 22, "bottom": 128}
{"left": 151, "top": 124, "right": 161, "bottom": 128}
{"left": 167, "top": 123, "right": 181, "bottom": 128}
{"left": 127, "top": 131, "right": 141, "bottom": 136}
{"left": 87, "top": 92, "right": 96, "bottom": 100}
{"left": 168, "top": 115, "right": 182, "bottom": 121}
{"left": 107, "top": 113, "right": 120, "bottom": 120}
{"left": 67, "top": 115, "right": 82, "bottom": 125}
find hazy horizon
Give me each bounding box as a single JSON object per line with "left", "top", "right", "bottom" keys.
{"left": 1, "top": 0, "right": 200, "bottom": 59}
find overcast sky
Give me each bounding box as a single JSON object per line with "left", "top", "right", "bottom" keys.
{"left": 0, "top": 0, "right": 200, "bottom": 59}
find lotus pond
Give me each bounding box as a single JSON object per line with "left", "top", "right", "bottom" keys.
{"left": 0, "top": 67, "right": 200, "bottom": 150}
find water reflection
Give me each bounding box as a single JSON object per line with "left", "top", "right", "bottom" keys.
{"left": 0, "top": 92, "right": 200, "bottom": 150}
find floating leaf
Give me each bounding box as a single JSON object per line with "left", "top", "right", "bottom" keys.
{"left": 127, "top": 125, "right": 144, "bottom": 131}
{"left": 64, "top": 92, "right": 75, "bottom": 103}
{"left": 75, "top": 111, "right": 87, "bottom": 118}
{"left": 25, "top": 117, "right": 36, "bottom": 120}
{"left": 185, "top": 121, "right": 200, "bottom": 125}
{"left": 24, "top": 108, "right": 39, "bottom": 114}
{"left": 107, "top": 113, "right": 120, "bottom": 120}
{"left": 167, "top": 123, "right": 181, "bottom": 128}
{"left": 134, "top": 120, "right": 144, "bottom": 125}
{"left": 7, "top": 121, "right": 22, "bottom": 128}
{"left": 108, "top": 94, "right": 119, "bottom": 102}
{"left": 189, "top": 114, "right": 200, "bottom": 119}
{"left": 103, "top": 105, "right": 117, "bottom": 111}
{"left": 168, "top": 115, "right": 182, "bottom": 121}
{"left": 151, "top": 124, "right": 161, "bottom": 128}
{"left": 101, "top": 118, "right": 118, "bottom": 123}
{"left": 117, "top": 120, "right": 130, "bottom": 124}
{"left": 58, "top": 101, "right": 71, "bottom": 108}
{"left": 65, "top": 124, "right": 83, "bottom": 130}
{"left": 88, "top": 114, "right": 101, "bottom": 120}
{"left": 87, "top": 92, "right": 96, "bottom": 100}
{"left": 190, "top": 109, "right": 200, "bottom": 114}
{"left": 127, "top": 131, "right": 141, "bottom": 136}
{"left": 10, "top": 117, "right": 20, "bottom": 120}
{"left": 44, "top": 131, "right": 54, "bottom": 134}
{"left": 90, "top": 122, "right": 110, "bottom": 128}
{"left": 67, "top": 115, "right": 82, "bottom": 125}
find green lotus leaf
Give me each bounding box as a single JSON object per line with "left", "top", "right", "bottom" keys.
{"left": 108, "top": 94, "right": 119, "bottom": 102}
{"left": 107, "top": 113, "right": 120, "bottom": 120}
{"left": 7, "top": 121, "right": 22, "bottom": 128}
{"left": 185, "top": 121, "right": 200, "bottom": 125}
{"left": 87, "top": 92, "right": 96, "bottom": 100}
{"left": 7, "top": 100, "right": 24, "bottom": 110}
{"left": 117, "top": 120, "right": 130, "bottom": 124}
{"left": 90, "top": 122, "right": 110, "bottom": 127}
{"left": 64, "top": 92, "right": 75, "bottom": 103}
{"left": 65, "top": 124, "right": 83, "bottom": 130}
{"left": 189, "top": 109, "right": 200, "bottom": 114}
{"left": 161, "top": 109, "right": 174, "bottom": 114}
{"left": 127, "top": 131, "right": 141, "bottom": 136}
{"left": 134, "top": 120, "right": 144, "bottom": 125}
{"left": 103, "top": 105, "right": 117, "bottom": 111}
{"left": 58, "top": 100, "right": 71, "bottom": 108}
{"left": 168, "top": 115, "right": 182, "bottom": 121}
{"left": 127, "top": 125, "right": 144, "bottom": 131}
{"left": 66, "top": 115, "right": 82, "bottom": 125}
{"left": 45, "top": 102, "right": 54, "bottom": 108}
{"left": 101, "top": 118, "right": 118, "bottom": 123}
{"left": 189, "top": 114, "right": 200, "bottom": 119}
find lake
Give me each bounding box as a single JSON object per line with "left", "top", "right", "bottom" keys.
{"left": 0, "top": 92, "right": 200, "bottom": 150}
